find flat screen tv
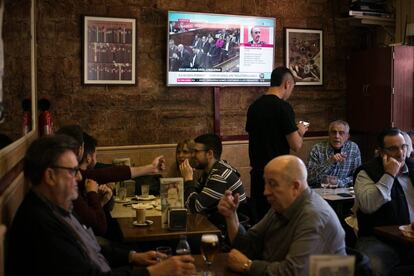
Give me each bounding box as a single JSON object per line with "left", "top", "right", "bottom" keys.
{"left": 167, "top": 11, "right": 276, "bottom": 87}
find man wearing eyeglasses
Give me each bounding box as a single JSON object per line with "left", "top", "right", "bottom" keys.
{"left": 307, "top": 120, "right": 361, "bottom": 188}
{"left": 7, "top": 135, "right": 196, "bottom": 276}
{"left": 180, "top": 133, "right": 247, "bottom": 227}
{"left": 354, "top": 128, "right": 414, "bottom": 275}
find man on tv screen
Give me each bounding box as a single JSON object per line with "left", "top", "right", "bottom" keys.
{"left": 249, "top": 27, "right": 265, "bottom": 44}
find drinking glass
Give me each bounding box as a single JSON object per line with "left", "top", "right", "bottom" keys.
{"left": 156, "top": 246, "right": 172, "bottom": 262}
{"left": 176, "top": 235, "right": 191, "bottom": 255}
{"left": 141, "top": 184, "right": 150, "bottom": 198}
{"left": 321, "top": 175, "right": 330, "bottom": 194}
{"left": 200, "top": 234, "right": 219, "bottom": 275}
{"left": 329, "top": 175, "right": 338, "bottom": 189}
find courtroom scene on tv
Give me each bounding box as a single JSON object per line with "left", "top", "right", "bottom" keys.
{"left": 3, "top": 0, "right": 414, "bottom": 276}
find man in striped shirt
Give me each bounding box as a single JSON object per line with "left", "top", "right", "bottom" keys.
{"left": 180, "top": 133, "right": 246, "bottom": 226}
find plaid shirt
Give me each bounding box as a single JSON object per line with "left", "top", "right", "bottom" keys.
{"left": 307, "top": 140, "right": 361, "bottom": 187}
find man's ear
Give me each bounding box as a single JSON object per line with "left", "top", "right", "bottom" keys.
{"left": 44, "top": 168, "right": 56, "bottom": 187}
{"left": 206, "top": 149, "right": 215, "bottom": 159}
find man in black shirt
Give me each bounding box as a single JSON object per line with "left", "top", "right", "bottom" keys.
{"left": 246, "top": 67, "right": 308, "bottom": 222}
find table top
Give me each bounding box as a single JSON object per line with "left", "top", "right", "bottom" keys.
{"left": 118, "top": 213, "right": 221, "bottom": 242}
{"left": 111, "top": 197, "right": 161, "bottom": 218}
{"left": 193, "top": 253, "right": 241, "bottom": 276}
{"left": 313, "top": 187, "right": 355, "bottom": 201}
{"left": 374, "top": 225, "right": 414, "bottom": 247}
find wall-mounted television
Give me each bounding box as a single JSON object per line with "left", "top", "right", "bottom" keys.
{"left": 167, "top": 11, "right": 276, "bottom": 87}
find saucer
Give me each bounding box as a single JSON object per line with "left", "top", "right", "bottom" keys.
{"left": 132, "top": 203, "right": 153, "bottom": 209}
{"left": 132, "top": 220, "right": 154, "bottom": 227}
{"left": 114, "top": 198, "right": 129, "bottom": 203}
{"left": 136, "top": 195, "right": 156, "bottom": 201}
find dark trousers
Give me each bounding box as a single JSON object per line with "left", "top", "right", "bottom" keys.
{"left": 250, "top": 169, "right": 270, "bottom": 224}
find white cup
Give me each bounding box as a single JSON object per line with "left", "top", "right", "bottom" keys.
{"left": 136, "top": 207, "right": 146, "bottom": 224}
{"left": 141, "top": 184, "right": 149, "bottom": 198}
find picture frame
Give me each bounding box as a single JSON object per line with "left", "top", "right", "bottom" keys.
{"left": 160, "top": 177, "right": 184, "bottom": 228}
{"left": 285, "top": 28, "right": 323, "bottom": 85}
{"left": 83, "top": 16, "right": 136, "bottom": 84}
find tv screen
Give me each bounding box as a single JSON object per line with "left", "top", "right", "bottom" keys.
{"left": 167, "top": 11, "right": 276, "bottom": 87}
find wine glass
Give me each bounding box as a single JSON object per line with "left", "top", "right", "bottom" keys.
{"left": 200, "top": 234, "right": 219, "bottom": 276}
{"left": 176, "top": 235, "right": 191, "bottom": 255}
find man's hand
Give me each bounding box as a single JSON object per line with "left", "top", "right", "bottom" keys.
{"left": 383, "top": 154, "right": 402, "bottom": 177}
{"left": 131, "top": 251, "right": 158, "bottom": 266}
{"left": 227, "top": 249, "right": 251, "bottom": 273}
{"left": 218, "top": 190, "right": 239, "bottom": 218}
{"left": 151, "top": 155, "right": 166, "bottom": 174}
{"left": 98, "top": 184, "right": 113, "bottom": 206}
{"left": 329, "top": 153, "right": 347, "bottom": 164}
{"left": 147, "top": 255, "right": 195, "bottom": 276}
{"left": 297, "top": 122, "right": 309, "bottom": 137}
{"left": 179, "top": 159, "right": 194, "bottom": 181}
{"left": 85, "top": 179, "right": 98, "bottom": 193}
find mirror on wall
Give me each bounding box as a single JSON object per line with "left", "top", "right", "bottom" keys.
{"left": 0, "top": 0, "right": 35, "bottom": 150}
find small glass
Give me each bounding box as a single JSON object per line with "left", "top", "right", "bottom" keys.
{"left": 141, "top": 183, "right": 150, "bottom": 198}
{"left": 329, "top": 175, "right": 338, "bottom": 189}
{"left": 176, "top": 235, "right": 191, "bottom": 255}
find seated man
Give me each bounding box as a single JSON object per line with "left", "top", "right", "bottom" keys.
{"left": 6, "top": 135, "right": 195, "bottom": 276}
{"left": 307, "top": 120, "right": 361, "bottom": 187}
{"left": 180, "top": 133, "right": 246, "bottom": 226}
{"left": 354, "top": 128, "right": 414, "bottom": 275}
{"left": 57, "top": 125, "right": 165, "bottom": 236}
{"left": 218, "top": 155, "right": 346, "bottom": 275}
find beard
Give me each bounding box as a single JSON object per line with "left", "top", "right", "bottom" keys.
{"left": 194, "top": 159, "right": 208, "bottom": 170}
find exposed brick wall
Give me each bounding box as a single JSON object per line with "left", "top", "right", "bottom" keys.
{"left": 4, "top": 0, "right": 366, "bottom": 146}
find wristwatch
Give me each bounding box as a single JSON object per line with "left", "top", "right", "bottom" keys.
{"left": 242, "top": 259, "right": 252, "bottom": 273}
{"left": 128, "top": 250, "right": 136, "bottom": 264}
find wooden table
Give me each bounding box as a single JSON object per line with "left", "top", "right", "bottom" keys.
{"left": 374, "top": 225, "right": 414, "bottom": 247}
{"left": 193, "top": 253, "right": 241, "bottom": 276}
{"left": 117, "top": 213, "right": 221, "bottom": 242}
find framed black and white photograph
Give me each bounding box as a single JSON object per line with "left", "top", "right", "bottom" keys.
{"left": 285, "top": 28, "right": 323, "bottom": 85}
{"left": 83, "top": 16, "right": 136, "bottom": 84}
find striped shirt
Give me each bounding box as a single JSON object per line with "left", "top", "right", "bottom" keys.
{"left": 185, "top": 160, "right": 246, "bottom": 215}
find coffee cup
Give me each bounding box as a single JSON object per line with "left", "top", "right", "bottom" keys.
{"left": 136, "top": 207, "right": 146, "bottom": 224}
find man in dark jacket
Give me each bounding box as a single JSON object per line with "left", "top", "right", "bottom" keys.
{"left": 6, "top": 135, "right": 195, "bottom": 276}
{"left": 354, "top": 128, "right": 414, "bottom": 275}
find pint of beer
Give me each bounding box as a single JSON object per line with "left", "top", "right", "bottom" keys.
{"left": 200, "top": 234, "right": 219, "bottom": 265}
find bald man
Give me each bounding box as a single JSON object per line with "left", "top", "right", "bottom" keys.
{"left": 218, "top": 155, "right": 346, "bottom": 275}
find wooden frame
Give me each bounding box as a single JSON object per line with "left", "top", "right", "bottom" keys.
{"left": 83, "top": 16, "right": 136, "bottom": 84}
{"left": 285, "top": 28, "right": 323, "bottom": 85}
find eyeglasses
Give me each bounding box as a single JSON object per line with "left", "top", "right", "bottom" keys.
{"left": 50, "top": 165, "right": 80, "bottom": 177}
{"left": 383, "top": 144, "right": 409, "bottom": 153}
{"left": 193, "top": 148, "right": 207, "bottom": 153}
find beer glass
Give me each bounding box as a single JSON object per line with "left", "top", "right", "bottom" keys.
{"left": 200, "top": 234, "right": 219, "bottom": 275}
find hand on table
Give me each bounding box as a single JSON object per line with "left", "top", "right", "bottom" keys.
{"left": 227, "top": 249, "right": 251, "bottom": 273}
{"left": 131, "top": 251, "right": 159, "bottom": 266}
{"left": 147, "top": 255, "right": 195, "bottom": 276}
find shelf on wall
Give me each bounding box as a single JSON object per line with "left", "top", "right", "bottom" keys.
{"left": 336, "top": 15, "right": 395, "bottom": 27}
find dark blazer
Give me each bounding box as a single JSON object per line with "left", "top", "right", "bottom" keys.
{"left": 6, "top": 190, "right": 149, "bottom": 276}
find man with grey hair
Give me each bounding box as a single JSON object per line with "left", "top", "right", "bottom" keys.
{"left": 218, "top": 155, "right": 346, "bottom": 275}
{"left": 307, "top": 120, "right": 361, "bottom": 187}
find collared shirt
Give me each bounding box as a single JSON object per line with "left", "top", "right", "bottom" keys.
{"left": 307, "top": 140, "right": 361, "bottom": 187}
{"left": 233, "top": 188, "right": 346, "bottom": 276}
{"left": 354, "top": 164, "right": 414, "bottom": 221}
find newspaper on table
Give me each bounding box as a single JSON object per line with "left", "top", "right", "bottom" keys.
{"left": 309, "top": 255, "right": 355, "bottom": 276}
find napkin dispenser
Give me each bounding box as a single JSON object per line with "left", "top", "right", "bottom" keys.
{"left": 168, "top": 208, "right": 187, "bottom": 230}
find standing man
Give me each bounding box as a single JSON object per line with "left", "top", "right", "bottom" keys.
{"left": 180, "top": 133, "right": 246, "bottom": 226}
{"left": 217, "top": 155, "right": 345, "bottom": 275}
{"left": 307, "top": 120, "right": 361, "bottom": 187}
{"left": 246, "top": 67, "right": 308, "bottom": 222}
